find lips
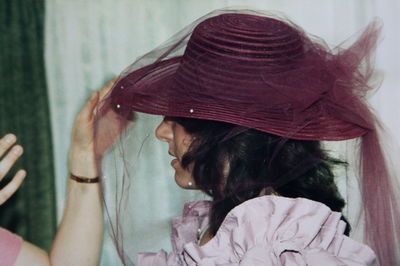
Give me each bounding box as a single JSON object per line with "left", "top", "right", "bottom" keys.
{"left": 171, "top": 158, "right": 179, "bottom": 167}
{"left": 168, "top": 150, "right": 178, "bottom": 167}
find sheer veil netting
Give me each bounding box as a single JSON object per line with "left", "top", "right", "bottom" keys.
{"left": 93, "top": 9, "right": 400, "bottom": 266}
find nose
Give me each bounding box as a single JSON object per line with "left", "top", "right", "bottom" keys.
{"left": 155, "top": 120, "right": 173, "bottom": 142}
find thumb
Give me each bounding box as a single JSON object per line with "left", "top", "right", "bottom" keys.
{"left": 79, "top": 91, "right": 100, "bottom": 121}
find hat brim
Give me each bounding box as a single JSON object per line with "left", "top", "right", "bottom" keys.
{"left": 111, "top": 56, "right": 367, "bottom": 141}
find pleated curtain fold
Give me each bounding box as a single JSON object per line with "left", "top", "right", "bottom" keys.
{"left": 0, "top": 0, "right": 56, "bottom": 251}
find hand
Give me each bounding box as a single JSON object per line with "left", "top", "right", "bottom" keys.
{"left": 69, "top": 79, "right": 116, "bottom": 178}
{"left": 0, "top": 134, "right": 26, "bottom": 205}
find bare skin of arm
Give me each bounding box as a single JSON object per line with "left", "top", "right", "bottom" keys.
{"left": 5, "top": 80, "right": 114, "bottom": 266}
{"left": 46, "top": 90, "right": 104, "bottom": 266}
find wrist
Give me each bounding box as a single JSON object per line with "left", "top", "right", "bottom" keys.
{"left": 69, "top": 149, "right": 98, "bottom": 178}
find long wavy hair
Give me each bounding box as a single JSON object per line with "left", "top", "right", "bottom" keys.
{"left": 169, "top": 116, "right": 350, "bottom": 236}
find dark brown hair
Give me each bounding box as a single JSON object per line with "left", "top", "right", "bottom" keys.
{"left": 169, "top": 116, "right": 350, "bottom": 236}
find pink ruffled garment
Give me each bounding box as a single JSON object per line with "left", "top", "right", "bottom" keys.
{"left": 137, "top": 196, "right": 376, "bottom": 265}
{"left": 0, "top": 227, "right": 23, "bottom": 266}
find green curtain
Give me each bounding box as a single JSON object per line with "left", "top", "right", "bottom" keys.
{"left": 0, "top": 0, "right": 56, "bottom": 250}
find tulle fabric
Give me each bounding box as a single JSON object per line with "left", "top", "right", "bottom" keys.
{"left": 137, "top": 196, "right": 376, "bottom": 265}
{"left": 93, "top": 9, "right": 400, "bottom": 265}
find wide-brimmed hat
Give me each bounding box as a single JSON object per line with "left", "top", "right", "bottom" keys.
{"left": 110, "top": 12, "right": 372, "bottom": 140}
{"left": 96, "top": 10, "right": 400, "bottom": 265}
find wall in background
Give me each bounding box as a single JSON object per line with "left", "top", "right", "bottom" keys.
{"left": 45, "top": 0, "right": 400, "bottom": 264}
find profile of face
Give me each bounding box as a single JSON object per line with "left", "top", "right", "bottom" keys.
{"left": 155, "top": 118, "right": 196, "bottom": 189}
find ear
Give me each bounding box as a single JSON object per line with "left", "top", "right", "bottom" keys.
{"left": 183, "top": 135, "right": 195, "bottom": 147}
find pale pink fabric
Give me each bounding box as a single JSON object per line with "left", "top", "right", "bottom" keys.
{"left": 137, "top": 196, "right": 376, "bottom": 265}
{"left": 0, "top": 227, "right": 22, "bottom": 266}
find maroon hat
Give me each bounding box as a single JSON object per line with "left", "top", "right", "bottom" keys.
{"left": 110, "top": 13, "right": 370, "bottom": 140}
{"left": 96, "top": 10, "right": 400, "bottom": 265}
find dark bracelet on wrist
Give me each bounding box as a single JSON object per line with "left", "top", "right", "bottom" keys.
{"left": 70, "top": 173, "right": 100, "bottom": 183}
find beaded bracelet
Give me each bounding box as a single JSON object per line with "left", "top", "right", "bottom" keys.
{"left": 70, "top": 173, "right": 100, "bottom": 183}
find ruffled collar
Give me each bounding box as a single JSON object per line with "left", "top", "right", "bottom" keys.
{"left": 171, "top": 200, "right": 211, "bottom": 253}
{"left": 171, "top": 196, "right": 376, "bottom": 265}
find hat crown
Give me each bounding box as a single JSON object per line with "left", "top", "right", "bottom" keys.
{"left": 185, "top": 13, "right": 304, "bottom": 65}
{"left": 172, "top": 14, "right": 307, "bottom": 109}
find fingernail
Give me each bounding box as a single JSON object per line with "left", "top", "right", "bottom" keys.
{"left": 12, "top": 145, "right": 23, "bottom": 155}
{"left": 18, "top": 169, "right": 27, "bottom": 178}
{"left": 5, "top": 134, "right": 16, "bottom": 143}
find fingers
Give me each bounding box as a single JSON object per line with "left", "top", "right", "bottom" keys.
{"left": 0, "top": 134, "right": 26, "bottom": 205}
{"left": 78, "top": 91, "right": 100, "bottom": 122}
{"left": 99, "top": 77, "right": 117, "bottom": 100}
{"left": 0, "top": 169, "right": 26, "bottom": 205}
{"left": 78, "top": 78, "right": 117, "bottom": 122}
{"left": 0, "top": 134, "right": 16, "bottom": 158}
{"left": 93, "top": 78, "right": 117, "bottom": 117}
{"left": 0, "top": 143, "right": 24, "bottom": 182}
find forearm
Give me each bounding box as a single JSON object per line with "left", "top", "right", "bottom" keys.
{"left": 50, "top": 143, "right": 103, "bottom": 265}
{"left": 13, "top": 176, "right": 103, "bottom": 266}
{"left": 48, "top": 85, "right": 112, "bottom": 265}
{"left": 50, "top": 178, "right": 103, "bottom": 266}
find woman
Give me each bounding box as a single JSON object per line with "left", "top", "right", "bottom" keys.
{"left": 94, "top": 10, "right": 399, "bottom": 265}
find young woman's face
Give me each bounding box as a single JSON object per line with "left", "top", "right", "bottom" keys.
{"left": 155, "top": 118, "right": 196, "bottom": 189}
